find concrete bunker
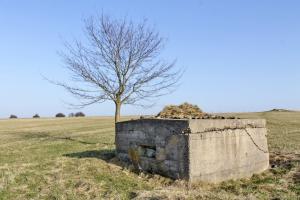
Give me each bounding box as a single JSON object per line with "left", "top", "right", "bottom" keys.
{"left": 116, "top": 118, "right": 269, "bottom": 183}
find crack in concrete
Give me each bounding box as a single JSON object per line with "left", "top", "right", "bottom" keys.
{"left": 185, "top": 127, "right": 265, "bottom": 134}
{"left": 244, "top": 128, "right": 269, "bottom": 154}
{"left": 185, "top": 127, "right": 269, "bottom": 154}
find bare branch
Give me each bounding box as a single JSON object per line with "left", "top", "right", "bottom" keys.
{"left": 55, "top": 14, "right": 183, "bottom": 121}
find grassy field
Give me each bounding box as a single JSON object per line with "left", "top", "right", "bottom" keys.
{"left": 0, "top": 112, "right": 299, "bottom": 199}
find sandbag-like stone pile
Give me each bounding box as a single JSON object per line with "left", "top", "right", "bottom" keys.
{"left": 156, "top": 103, "right": 205, "bottom": 119}
{"left": 156, "top": 102, "right": 237, "bottom": 119}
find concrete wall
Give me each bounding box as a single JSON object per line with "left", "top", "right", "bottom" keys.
{"left": 115, "top": 119, "right": 269, "bottom": 183}
{"left": 187, "top": 119, "right": 269, "bottom": 183}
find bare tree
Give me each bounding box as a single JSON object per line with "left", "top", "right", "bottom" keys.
{"left": 58, "top": 15, "right": 182, "bottom": 123}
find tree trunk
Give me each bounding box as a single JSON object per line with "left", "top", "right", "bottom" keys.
{"left": 114, "top": 101, "right": 121, "bottom": 123}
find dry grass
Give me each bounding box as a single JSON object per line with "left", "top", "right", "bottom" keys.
{"left": 0, "top": 112, "right": 299, "bottom": 199}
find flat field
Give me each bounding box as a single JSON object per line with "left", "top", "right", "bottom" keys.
{"left": 0, "top": 112, "right": 299, "bottom": 199}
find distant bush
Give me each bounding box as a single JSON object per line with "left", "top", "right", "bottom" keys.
{"left": 75, "top": 112, "right": 85, "bottom": 117}
{"left": 33, "top": 114, "right": 40, "bottom": 118}
{"left": 9, "top": 115, "right": 18, "bottom": 119}
{"left": 68, "top": 113, "right": 75, "bottom": 117}
{"left": 55, "top": 113, "right": 65, "bottom": 118}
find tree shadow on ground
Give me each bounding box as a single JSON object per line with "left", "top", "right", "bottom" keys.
{"left": 56, "top": 136, "right": 98, "bottom": 145}
{"left": 64, "top": 149, "right": 116, "bottom": 161}
{"left": 20, "top": 132, "right": 100, "bottom": 145}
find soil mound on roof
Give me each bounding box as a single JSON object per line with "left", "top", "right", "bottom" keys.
{"left": 156, "top": 103, "right": 207, "bottom": 119}
{"left": 155, "top": 103, "right": 238, "bottom": 120}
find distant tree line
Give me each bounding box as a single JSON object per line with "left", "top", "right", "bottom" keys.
{"left": 56, "top": 112, "right": 85, "bottom": 118}
{"left": 8, "top": 112, "right": 86, "bottom": 119}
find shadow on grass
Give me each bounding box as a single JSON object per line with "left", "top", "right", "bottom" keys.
{"left": 63, "top": 149, "right": 132, "bottom": 172}
{"left": 63, "top": 149, "right": 150, "bottom": 178}
{"left": 20, "top": 132, "right": 100, "bottom": 145}
{"left": 56, "top": 136, "right": 98, "bottom": 145}
{"left": 64, "top": 149, "right": 116, "bottom": 161}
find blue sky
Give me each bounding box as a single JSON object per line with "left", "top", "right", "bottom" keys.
{"left": 0, "top": 0, "right": 300, "bottom": 118}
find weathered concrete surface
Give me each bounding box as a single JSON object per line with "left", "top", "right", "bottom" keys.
{"left": 116, "top": 119, "right": 189, "bottom": 179}
{"left": 116, "top": 119, "right": 269, "bottom": 183}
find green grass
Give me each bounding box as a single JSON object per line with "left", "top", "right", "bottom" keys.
{"left": 0, "top": 112, "right": 299, "bottom": 199}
